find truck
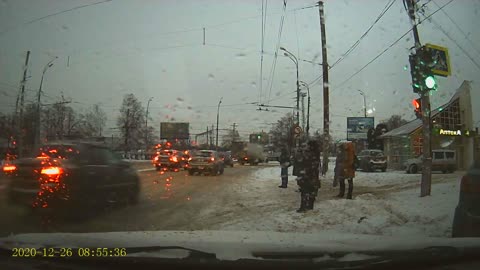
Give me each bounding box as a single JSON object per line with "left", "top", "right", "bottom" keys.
{"left": 233, "top": 142, "right": 266, "bottom": 166}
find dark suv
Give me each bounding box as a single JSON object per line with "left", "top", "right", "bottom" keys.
{"left": 357, "top": 149, "right": 387, "bottom": 172}
{"left": 188, "top": 150, "right": 224, "bottom": 176}
{"left": 4, "top": 141, "right": 140, "bottom": 213}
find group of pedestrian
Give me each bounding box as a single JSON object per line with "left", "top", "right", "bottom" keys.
{"left": 278, "top": 140, "right": 358, "bottom": 213}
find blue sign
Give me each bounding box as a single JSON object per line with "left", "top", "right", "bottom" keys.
{"left": 347, "top": 117, "right": 375, "bottom": 140}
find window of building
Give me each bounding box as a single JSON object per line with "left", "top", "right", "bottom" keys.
{"left": 446, "top": 151, "right": 455, "bottom": 159}
{"left": 433, "top": 99, "right": 461, "bottom": 131}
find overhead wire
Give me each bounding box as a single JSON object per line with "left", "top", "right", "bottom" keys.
{"left": 426, "top": 17, "right": 480, "bottom": 71}
{"left": 307, "top": 0, "right": 396, "bottom": 87}
{"left": 431, "top": 0, "right": 480, "bottom": 58}
{"left": 0, "top": 0, "right": 113, "bottom": 36}
{"left": 309, "top": 0, "right": 454, "bottom": 106}
{"left": 265, "top": 0, "right": 288, "bottom": 105}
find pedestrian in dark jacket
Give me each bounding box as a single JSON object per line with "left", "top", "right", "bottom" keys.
{"left": 296, "top": 140, "right": 321, "bottom": 212}
{"left": 278, "top": 147, "right": 290, "bottom": 188}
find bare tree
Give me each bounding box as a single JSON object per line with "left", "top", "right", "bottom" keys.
{"left": 117, "top": 94, "right": 145, "bottom": 154}
{"left": 269, "top": 113, "right": 295, "bottom": 153}
{"left": 85, "top": 103, "right": 107, "bottom": 137}
{"left": 381, "top": 115, "right": 408, "bottom": 131}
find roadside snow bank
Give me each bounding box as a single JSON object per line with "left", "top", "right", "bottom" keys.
{"left": 213, "top": 166, "right": 460, "bottom": 238}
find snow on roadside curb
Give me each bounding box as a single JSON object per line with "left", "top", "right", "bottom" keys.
{"left": 208, "top": 166, "right": 461, "bottom": 238}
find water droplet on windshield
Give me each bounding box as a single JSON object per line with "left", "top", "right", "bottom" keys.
{"left": 208, "top": 74, "right": 215, "bottom": 80}
{"left": 251, "top": 82, "right": 257, "bottom": 88}
{"left": 61, "top": 25, "right": 69, "bottom": 30}
{"left": 236, "top": 52, "right": 246, "bottom": 58}
{"left": 162, "top": 69, "right": 167, "bottom": 73}
{"left": 177, "top": 97, "right": 184, "bottom": 102}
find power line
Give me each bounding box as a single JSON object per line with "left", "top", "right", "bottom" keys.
{"left": 310, "top": 0, "right": 454, "bottom": 102}
{"left": 431, "top": 0, "right": 480, "bottom": 58}
{"left": 0, "top": 0, "right": 113, "bottom": 36}
{"left": 259, "top": 0, "right": 267, "bottom": 104}
{"left": 265, "top": 0, "right": 288, "bottom": 104}
{"left": 308, "top": 0, "right": 396, "bottom": 86}
{"left": 427, "top": 17, "right": 480, "bottom": 71}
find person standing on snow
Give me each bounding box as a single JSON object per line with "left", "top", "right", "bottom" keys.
{"left": 296, "top": 140, "right": 321, "bottom": 212}
{"left": 278, "top": 147, "right": 290, "bottom": 188}
{"left": 335, "top": 142, "right": 356, "bottom": 199}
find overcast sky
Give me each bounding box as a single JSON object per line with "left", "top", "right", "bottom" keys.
{"left": 1, "top": 0, "right": 479, "bottom": 141}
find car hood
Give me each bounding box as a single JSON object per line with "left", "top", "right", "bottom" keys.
{"left": 1, "top": 230, "right": 480, "bottom": 261}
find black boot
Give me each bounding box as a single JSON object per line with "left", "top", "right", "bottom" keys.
{"left": 336, "top": 178, "right": 345, "bottom": 198}
{"left": 296, "top": 194, "right": 307, "bottom": 213}
{"left": 307, "top": 196, "right": 315, "bottom": 210}
{"left": 346, "top": 178, "right": 353, "bottom": 199}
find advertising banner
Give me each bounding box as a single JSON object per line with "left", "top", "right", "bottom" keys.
{"left": 160, "top": 122, "right": 190, "bottom": 140}
{"left": 347, "top": 117, "right": 374, "bottom": 140}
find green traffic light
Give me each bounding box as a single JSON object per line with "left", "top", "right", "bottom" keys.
{"left": 257, "top": 135, "right": 261, "bottom": 139}
{"left": 425, "top": 76, "right": 436, "bottom": 90}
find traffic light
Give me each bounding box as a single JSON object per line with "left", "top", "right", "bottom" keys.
{"left": 418, "top": 46, "right": 437, "bottom": 91}
{"left": 409, "top": 46, "right": 437, "bottom": 93}
{"left": 257, "top": 135, "right": 261, "bottom": 139}
{"left": 412, "top": 98, "right": 422, "bottom": 118}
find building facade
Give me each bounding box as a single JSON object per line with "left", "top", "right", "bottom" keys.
{"left": 381, "top": 81, "right": 477, "bottom": 170}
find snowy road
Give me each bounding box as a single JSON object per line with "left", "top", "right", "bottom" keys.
{"left": 0, "top": 163, "right": 464, "bottom": 238}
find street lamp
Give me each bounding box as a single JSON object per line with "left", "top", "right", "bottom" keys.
{"left": 300, "top": 81, "right": 310, "bottom": 137}
{"left": 35, "top": 57, "right": 57, "bottom": 149}
{"left": 145, "top": 97, "right": 154, "bottom": 158}
{"left": 216, "top": 97, "right": 223, "bottom": 151}
{"left": 280, "top": 47, "right": 300, "bottom": 127}
{"left": 357, "top": 89, "right": 367, "bottom": 117}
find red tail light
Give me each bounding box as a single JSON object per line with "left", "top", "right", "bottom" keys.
{"left": 3, "top": 165, "right": 16, "bottom": 172}
{"left": 154, "top": 156, "right": 159, "bottom": 161}
{"left": 170, "top": 156, "right": 178, "bottom": 162}
{"left": 460, "top": 175, "right": 480, "bottom": 193}
{"left": 41, "top": 166, "right": 63, "bottom": 176}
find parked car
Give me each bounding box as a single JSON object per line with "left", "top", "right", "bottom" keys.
{"left": 153, "top": 149, "right": 188, "bottom": 171}
{"left": 4, "top": 141, "right": 140, "bottom": 214}
{"left": 219, "top": 151, "right": 234, "bottom": 167}
{"left": 452, "top": 159, "right": 480, "bottom": 237}
{"left": 188, "top": 150, "right": 224, "bottom": 176}
{"left": 357, "top": 149, "right": 387, "bottom": 172}
{"left": 403, "top": 149, "right": 456, "bottom": 174}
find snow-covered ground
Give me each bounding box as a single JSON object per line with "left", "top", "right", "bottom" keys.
{"left": 205, "top": 164, "right": 463, "bottom": 238}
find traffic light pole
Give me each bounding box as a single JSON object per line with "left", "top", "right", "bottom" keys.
{"left": 407, "top": 0, "right": 432, "bottom": 197}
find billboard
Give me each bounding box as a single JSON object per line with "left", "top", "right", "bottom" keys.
{"left": 347, "top": 117, "right": 374, "bottom": 140}
{"left": 160, "top": 122, "right": 189, "bottom": 140}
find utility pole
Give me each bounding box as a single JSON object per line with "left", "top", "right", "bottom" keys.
{"left": 232, "top": 123, "right": 237, "bottom": 144}
{"left": 406, "top": 0, "right": 432, "bottom": 197}
{"left": 206, "top": 126, "right": 209, "bottom": 146}
{"left": 145, "top": 97, "right": 153, "bottom": 155}
{"left": 211, "top": 124, "right": 214, "bottom": 147}
{"left": 216, "top": 97, "right": 223, "bottom": 151}
{"left": 319, "top": 1, "right": 330, "bottom": 175}
{"left": 301, "top": 92, "right": 306, "bottom": 132}
{"left": 17, "top": 51, "right": 30, "bottom": 157}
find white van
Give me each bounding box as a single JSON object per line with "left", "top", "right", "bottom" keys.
{"left": 403, "top": 149, "right": 457, "bottom": 174}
